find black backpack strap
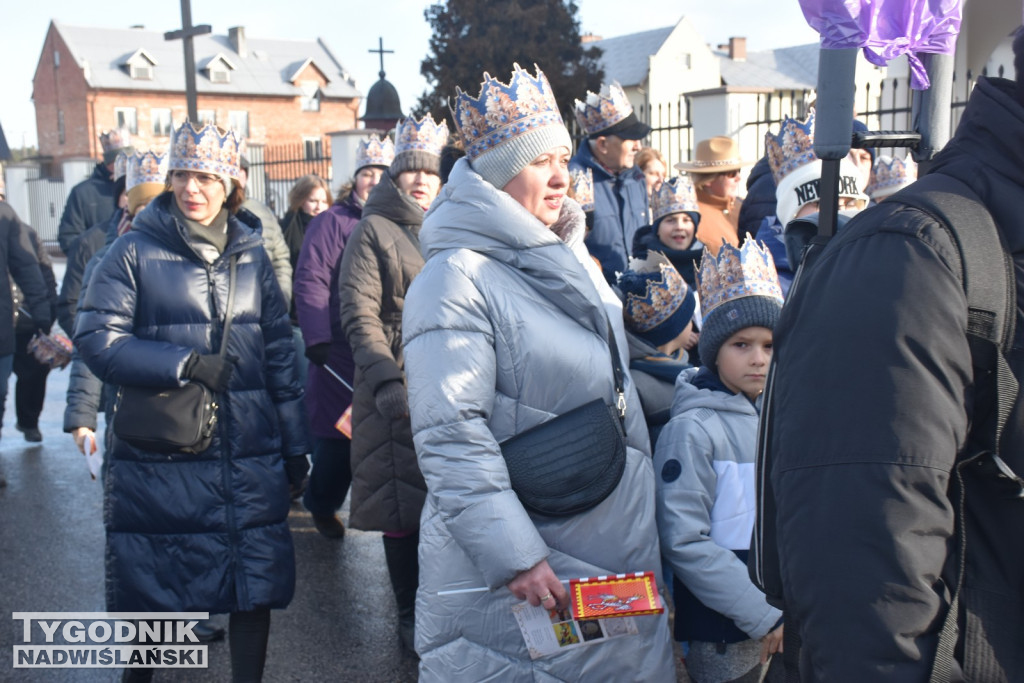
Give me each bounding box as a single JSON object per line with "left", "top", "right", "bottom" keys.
{"left": 887, "top": 173, "right": 1020, "bottom": 683}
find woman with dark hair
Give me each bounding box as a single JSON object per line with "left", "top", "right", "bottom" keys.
{"left": 281, "top": 173, "right": 332, "bottom": 271}
{"left": 75, "top": 121, "right": 309, "bottom": 683}
{"left": 293, "top": 135, "right": 394, "bottom": 539}
{"left": 403, "top": 65, "right": 673, "bottom": 680}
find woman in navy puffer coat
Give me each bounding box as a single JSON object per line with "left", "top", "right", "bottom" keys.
{"left": 75, "top": 122, "right": 308, "bottom": 682}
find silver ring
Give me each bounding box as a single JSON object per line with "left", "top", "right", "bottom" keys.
{"left": 540, "top": 592, "right": 554, "bottom": 603}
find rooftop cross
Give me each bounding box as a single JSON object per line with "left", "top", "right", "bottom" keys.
{"left": 369, "top": 37, "right": 394, "bottom": 79}
{"left": 164, "top": 0, "right": 212, "bottom": 121}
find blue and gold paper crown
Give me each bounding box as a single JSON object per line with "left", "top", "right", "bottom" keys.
{"left": 451, "top": 64, "right": 565, "bottom": 161}
{"left": 619, "top": 252, "right": 695, "bottom": 347}
{"left": 697, "top": 239, "right": 783, "bottom": 315}
{"left": 766, "top": 109, "right": 817, "bottom": 185}
{"left": 355, "top": 135, "right": 395, "bottom": 171}
{"left": 651, "top": 176, "right": 699, "bottom": 224}
{"left": 126, "top": 151, "right": 169, "bottom": 191}
{"left": 570, "top": 167, "right": 595, "bottom": 212}
{"left": 865, "top": 154, "right": 917, "bottom": 199}
{"left": 100, "top": 128, "right": 132, "bottom": 154}
{"left": 113, "top": 150, "right": 130, "bottom": 181}
{"left": 394, "top": 114, "right": 449, "bottom": 158}
{"left": 574, "top": 82, "right": 634, "bottom": 136}
{"left": 168, "top": 120, "right": 243, "bottom": 180}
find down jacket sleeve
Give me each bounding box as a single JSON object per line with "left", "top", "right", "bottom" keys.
{"left": 259, "top": 211, "right": 293, "bottom": 303}
{"left": 254, "top": 246, "right": 307, "bottom": 457}
{"left": 655, "top": 415, "right": 781, "bottom": 640}
{"left": 73, "top": 237, "right": 197, "bottom": 387}
{"left": 771, "top": 213, "right": 972, "bottom": 680}
{"left": 404, "top": 259, "right": 550, "bottom": 589}
{"left": 338, "top": 221, "right": 405, "bottom": 393}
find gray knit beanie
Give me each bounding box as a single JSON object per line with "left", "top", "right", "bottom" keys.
{"left": 389, "top": 149, "right": 442, "bottom": 178}
{"left": 470, "top": 123, "right": 573, "bottom": 190}
{"left": 698, "top": 295, "right": 782, "bottom": 368}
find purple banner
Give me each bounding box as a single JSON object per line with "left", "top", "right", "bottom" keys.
{"left": 799, "top": 0, "right": 963, "bottom": 89}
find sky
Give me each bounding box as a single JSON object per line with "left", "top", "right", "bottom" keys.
{"left": 0, "top": 1, "right": 820, "bottom": 151}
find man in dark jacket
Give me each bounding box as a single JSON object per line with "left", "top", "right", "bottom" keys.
{"left": 57, "top": 128, "right": 132, "bottom": 255}
{"left": 766, "top": 38, "right": 1024, "bottom": 681}
{"left": 571, "top": 82, "right": 651, "bottom": 285}
{"left": 0, "top": 200, "right": 51, "bottom": 443}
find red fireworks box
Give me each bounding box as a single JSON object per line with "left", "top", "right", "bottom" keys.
{"left": 569, "top": 571, "right": 664, "bottom": 620}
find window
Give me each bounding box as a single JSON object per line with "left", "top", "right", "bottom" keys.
{"left": 303, "top": 137, "right": 323, "bottom": 160}
{"left": 209, "top": 66, "right": 230, "bottom": 84}
{"left": 58, "top": 110, "right": 65, "bottom": 145}
{"left": 115, "top": 107, "right": 138, "bottom": 134}
{"left": 228, "top": 110, "right": 249, "bottom": 138}
{"left": 152, "top": 108, "right": 172, "bottom": 137}
{"left": 197, "top": 109, "right": 216, "bottom": 126}
{"left": 131, "top": 63, "right": 153, "bottom": 80}
{"left": 299, "top": 82, "right": 321, "bottom": 112}
{"left": 54, "top": 50, "right": 60, "bottom": 67}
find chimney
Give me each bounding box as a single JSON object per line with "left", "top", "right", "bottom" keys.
{"left": 581, "top": 32, "right": 603, "bottom": 44}
{"left": 229, "top": 26, "right": 247, "bottom": 58}
{"left": 729, "top": 37, "right": 747, "bottom": 61}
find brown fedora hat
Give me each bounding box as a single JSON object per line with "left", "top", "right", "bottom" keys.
{"left": 674, "top": 136, "right": 745, "bottom": 173}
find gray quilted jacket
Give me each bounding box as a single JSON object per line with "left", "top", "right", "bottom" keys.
{"left": 403, "top": 159, "right": 674, "bottom": 681}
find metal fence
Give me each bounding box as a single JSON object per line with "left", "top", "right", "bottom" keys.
{"left": 25, "top": 177, "right": 66, "bottom": 245}
{"left": 245, "top": 142, "right": 332, "bottom": 216}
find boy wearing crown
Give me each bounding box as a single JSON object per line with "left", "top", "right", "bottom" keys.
{"left": 654, "top": 239, "right": 785, "bottom": 682}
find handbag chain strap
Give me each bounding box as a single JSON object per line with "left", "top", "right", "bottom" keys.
{"left": 217, "top": 255, "right": 239, "bottom": 357}
{"left": 605, "top": 321, "right": 626, "bottom": 427}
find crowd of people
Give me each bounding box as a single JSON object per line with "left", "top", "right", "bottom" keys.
{"left": 2, "top": 27, "right": 1023, "bottom": 683}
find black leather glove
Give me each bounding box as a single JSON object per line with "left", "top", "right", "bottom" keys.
{"left": 304, "top": 343, "right": 330, "bottom": 367}
{"left": 374, "top": 380, "right": 409, "bottom": 420}
{"left": 37, "top": 318, "right": 54, "bottom": 335}
{"left": 183, "top": 352, "right": 236, "bottom": 393}
{"left": 284, "top": 455, "right": 309, "bottom": 500}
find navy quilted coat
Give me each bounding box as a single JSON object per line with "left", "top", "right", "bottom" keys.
{"left": 75, "top": 192, "right": 308, "bottom": 613}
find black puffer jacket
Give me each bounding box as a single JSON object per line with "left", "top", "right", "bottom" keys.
{"left": 766, "top": 77, "right": 1024, "bottom": 681}
{"left": 58, "top": 163, "right": 115, "bottom": 255}
{"left": 0, "top": 202, "right": 49, "bottom": 355}
{"left": 75, "top": 192, "right": 308, "bottom": 613}
{"left": 736, "top": 155, "right": 775, "bottom": 241}
{"left": 337, "top": 173, "right": 427, "bottom": 532}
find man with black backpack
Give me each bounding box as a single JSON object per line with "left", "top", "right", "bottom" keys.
{"left": 759, "top": 31, "right": 1024, "bottom": 682}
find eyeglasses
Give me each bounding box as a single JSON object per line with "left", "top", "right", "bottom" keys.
{"left": 721, "top": 170, "right": 741, "bottom": 179}
{"left": 170, "top": 170, "right": 221, "bottom": 188}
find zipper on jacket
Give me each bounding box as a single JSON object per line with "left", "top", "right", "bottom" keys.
{"left": 206, "top": 261, "right": 247, "bottom": 610}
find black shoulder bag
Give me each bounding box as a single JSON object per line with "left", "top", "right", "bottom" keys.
{"left": 112, "top": 255, "right": 238, "bottom": 455}
{"left": 499, "top": 321, "right": 628, "bottom": 517}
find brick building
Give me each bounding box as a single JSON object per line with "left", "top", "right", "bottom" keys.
{"left": 32, "top": 21, "right": 361, "bottom": 169}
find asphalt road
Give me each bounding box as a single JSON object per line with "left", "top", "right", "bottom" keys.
{"left": 0, "top": 261, "right": 419, "bottom": 683}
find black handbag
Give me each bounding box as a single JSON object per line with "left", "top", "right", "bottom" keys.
{"left": 499, "top": 322, "right": 628, "bottom": 517}
{"left": 112, "top": 256, "right": 237, "bottom": 455}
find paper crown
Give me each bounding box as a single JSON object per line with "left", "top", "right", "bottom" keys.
{"left": 574, "top": 81, "right": 634, "bottom": 135}
{"left": 652, "top": 176, "right": 699, "bottom": 224}
{"left": 451, "top": 63, "right": 565, "bottom": 161}
{"left": 697, "top": 239, "right": 784, "bottom": 316}
{"left": 619, "top": 252, "right": 695, "bottom": 346}
{"left": 394, "top": 113, "right": 449, "bottom": 159}
{"left": 100, "top": 128, "right": 132, "bottom": 153}
{"left": 355, "top": 135, "right": 395, "bottom": 171}
{"left": 126, "top": 151, "right": 169, "bottom": 190}
{"left": 113, "top": 150, "right": 130, "bottom": 181}
{"left": 766, "top": 109, "right": 817, "bottom": 185}
{"left": 570, "top": 167, "right": 595, "bottom": 212}
{"left": 168, "top": 120, "right": 243, "bottom": 180}
{"left": 865, "top": 154, "right": 918, "bottom": 199}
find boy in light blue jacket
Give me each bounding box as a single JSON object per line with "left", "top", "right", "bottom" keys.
{"left": 654, "top": 239, "right": 785, "bottom": 683}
